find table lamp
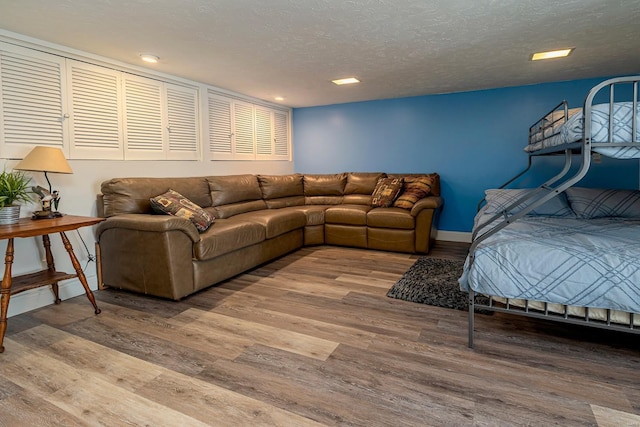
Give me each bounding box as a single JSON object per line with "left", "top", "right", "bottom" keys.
{"left": 14, "top": 146, "right": 73, "bottom": 219}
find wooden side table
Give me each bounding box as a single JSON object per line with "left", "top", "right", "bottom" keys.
{"left": 0, "top": 215, "right": 104, "bottom": 353}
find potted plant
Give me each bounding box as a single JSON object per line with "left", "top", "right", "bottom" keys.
{"left": 0, "top": 170, "right": 33, "bottom": 225}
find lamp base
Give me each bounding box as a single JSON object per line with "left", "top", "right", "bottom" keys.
{"left": 32, "top": 211, "right": 64, "bottom": 220}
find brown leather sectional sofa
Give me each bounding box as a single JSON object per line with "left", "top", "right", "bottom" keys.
{"left": 96, "top": 172, "right": 443, "bottom": 300}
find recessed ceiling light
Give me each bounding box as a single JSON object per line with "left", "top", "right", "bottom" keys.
{"left": 530, "top": 48, "right": 574, "bottom": 61}
{"left": 332, "top": 77, "right": 360, "bottom": 85}
{"left": 274, "top": 96, "right": 285, "bottom": 101}
{"left": 140, "top": 53, "right": 159, "bottom": 64}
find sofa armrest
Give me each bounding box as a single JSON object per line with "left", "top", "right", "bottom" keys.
{"left": 96, "top": 214, "right": 201, "bottom": 243}
{"left": 410, "top": 196, "right": 443, "bottom": 216}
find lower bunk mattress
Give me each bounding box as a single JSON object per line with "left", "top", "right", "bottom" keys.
{"left": 459, "top": 215, "right": 640, "bottom": 322}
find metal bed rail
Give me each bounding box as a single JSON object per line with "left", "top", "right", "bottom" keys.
{"left": 527, "top": 100, "right": 571, "bottom": 148}
{"left": 468, "top": 289, "right": 639, "bottom": 348}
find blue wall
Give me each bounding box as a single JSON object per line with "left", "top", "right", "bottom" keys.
{"left": 292, "top": 77, "right": 639, "bottom": 232}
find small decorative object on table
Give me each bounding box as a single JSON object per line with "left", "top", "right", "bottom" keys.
{"left": 14, "top": 146, "right": 73, "bottom": 219}
{"left": 31, "top": 186, "right": 63, "bottom": 219}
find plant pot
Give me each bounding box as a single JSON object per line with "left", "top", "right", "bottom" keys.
{"left": 0, "top": 205, "right": 20, "bottom": 225}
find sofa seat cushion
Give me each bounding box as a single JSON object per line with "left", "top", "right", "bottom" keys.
{"left": 234, "top": 209, "right": 306, "bottom": 239}
{"left": 194, "top": 219, "right": 265, "bottom": 260}
{"left": 211, "top": 200, "right": 268, "bottom": 219}
{"left": 305, "top": 195, "right": 344, "bottom": 205}
{"left": 325, "top": 205, "right": 372, "bottom": 225}
{"left": 367, "top": 207, "right": 415, "bottom": 229}
{"left": 290, "top": 205, "right": 330, "bottom": 226}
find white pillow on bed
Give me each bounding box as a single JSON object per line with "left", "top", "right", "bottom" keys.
{"left": 484, "top": 189, "right": 575, "bottom": 217}
{"left": 565, "top": 187, "right": 640, "bottom": 219}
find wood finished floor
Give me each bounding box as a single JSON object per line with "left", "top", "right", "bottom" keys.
{"left": 1, "top": 242, "right": 639, "bottom": 426}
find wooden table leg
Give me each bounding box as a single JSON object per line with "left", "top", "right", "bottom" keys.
{"left": 0, "top": 238, "right": 14, "bottom": 353}
{"left": 59, "top": 232, "right": 101, "bottom": 315}
{"left": 42, "top": 234, "right": 61, "bottom": 304}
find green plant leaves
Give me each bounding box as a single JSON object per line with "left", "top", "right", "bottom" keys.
{"left": 0, "top": 170, "right": 33, "bottom": 208}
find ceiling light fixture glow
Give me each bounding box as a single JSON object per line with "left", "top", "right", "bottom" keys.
{"left": 274, "top": 96, "right": 285, "bottom": 101}
{"left": 530, "top": 48, "right": 574, "bottom": 61}
{"left": 140, "top": 53, "right": 159, "bottom": 64}
{"left": 332, "top": 77, "right": 360, "bottom": 85}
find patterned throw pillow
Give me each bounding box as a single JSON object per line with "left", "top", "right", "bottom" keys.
{"left": 150, "top": 189, "right": 214, "bottom": 232}
{"left": 371, "top": 177, "right": 404, "bottom": 208}
{"left": 565, "top": 187, "right": 640, "bottom": 219}
{"left": 484, "top": 188, "right": 575, "bottom": 217}
{"left": 393, "top": 175, "right": 434, "bottom": 209}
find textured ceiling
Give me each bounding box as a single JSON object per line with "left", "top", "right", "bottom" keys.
{"left": 0, "top": 0, "right": 639, "bottom": 108}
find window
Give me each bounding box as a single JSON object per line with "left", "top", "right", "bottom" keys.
{"left": 1, "top": 41, "right": 288, "bottom": 162}
{"left": 207, "top": 90, "right": 290, "bottom": 161}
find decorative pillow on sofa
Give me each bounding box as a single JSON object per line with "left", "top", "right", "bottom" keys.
{"left": 565, "top": 187, "right": 640, "bottom": 219}
{"left": 150, "top": 189, "right": 214, "bottom": 232}
{"left": 484, "top": 188, "right": 575, "bottom": 217}
{"left": 371, "top": 177, "right": 404, "bottom": 208}
{"left": 393, "top": 175, "right": 434, "bottom": 209}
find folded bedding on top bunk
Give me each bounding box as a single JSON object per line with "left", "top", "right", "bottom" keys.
{"left": 525, "top": 102, "right": 640, "bottom": 158}
{"left": 459, "top": 214, "right": 640, "bottom": 316}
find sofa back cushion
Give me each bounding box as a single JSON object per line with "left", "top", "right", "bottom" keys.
{"left": 207, "top": 175, "right": 267, "bottom": 219}
{"left": 101, "top": 177, "right": 211, "bottom": 217}
{"left": 303, "top": 173, "right": 347, "bottom": 205}
{"left": 343, "top": 172, "right": 386, "bottom": 205}
{"left": 258, "top": 174, "right": 305, "bottom": 208}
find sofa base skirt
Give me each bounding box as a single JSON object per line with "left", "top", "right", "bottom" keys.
{"left": 304, "top": 224, "right": 324, "bottom": 245}
{"left": 368, "top": 228, "right": 415, "bottom": 253}
{"left": 98, "top": 228, "right": 196, "bottom": 300}
{"left": 325, "top": 224, "right": 367, "bottom": 248}
{"left": 193, "top": 229, "right": 304, "bottom": 295}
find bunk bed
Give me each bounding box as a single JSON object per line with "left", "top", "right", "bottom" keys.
{"left": 459, "top": 75, "right": 640, "bottom": 348}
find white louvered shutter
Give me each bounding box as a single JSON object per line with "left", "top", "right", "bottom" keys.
{"left": 208, "top": 93, "right": 233, "bottom": 160}
{"left": 0, "top": 44, "right": 68, "bottom": 158}
{"left": 255, "top": 106, "right": 273, "bottom": 159}
{"left": 273, "top": 109, "right": 290, "bottom": 160}
{"left": 166, "top": 83, "right": 198, "bottom": 160}
{"left": 123, "top": 74, "right": 165, "bottom": 160}
{"left": 233, "top": 101, "right": 255, "bottom": 159}
{"left": 67, "top": 60, "right": 123, "bottom": 159}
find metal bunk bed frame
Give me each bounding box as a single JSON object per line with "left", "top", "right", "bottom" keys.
{"left": 467, "top": 75, "right": 640, "bottom": 348}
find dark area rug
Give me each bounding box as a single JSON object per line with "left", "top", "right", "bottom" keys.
{"left": 387, "top": 257, "right": 483, "bottom": 311}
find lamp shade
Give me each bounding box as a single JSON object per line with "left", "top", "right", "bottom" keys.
{"left": 14, "top": 146, "right": 73, "bottom": 174}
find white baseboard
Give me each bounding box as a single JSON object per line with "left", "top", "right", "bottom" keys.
{"left": 435, "top": 230, "right": 472, "bottom": 243}
{"left": 7, "top": 275, "right": 98, "bottom": 318}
